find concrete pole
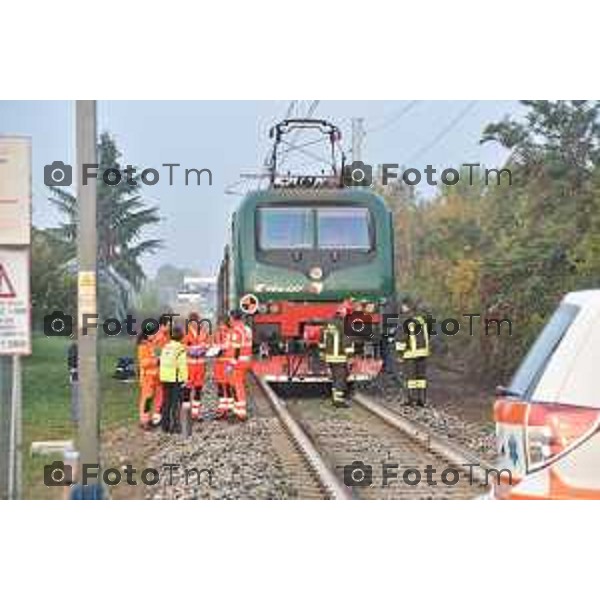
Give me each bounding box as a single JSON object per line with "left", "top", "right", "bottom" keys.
{"left": 76, "top": 101, "right": 100, "bottom": 480}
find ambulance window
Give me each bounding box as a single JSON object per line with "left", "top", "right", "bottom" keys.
{"left": 509, "top": 303, "right": 580, "bottom": 399}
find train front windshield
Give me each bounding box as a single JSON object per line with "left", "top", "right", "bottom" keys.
{"left": 258, "top": 207, "right": 314, "bottom": 249}
{"left": 258, "top": 206, "right": 372, "bottom": 250}
{"left": 317, "top": 207, "right": 371, "bottom": 249}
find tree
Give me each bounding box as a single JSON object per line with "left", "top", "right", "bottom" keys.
{"left": 482, "top": 101, "right": 600, "bottom": 312}
{"left": 482, "top": 100, "right": 600, "bottom": 179}
{"left": 30, "top": 227, "right": 76, "bottom": 328}
{"left": 381, "top": 101, "right": 600, "bottom": 382}
{"left": 49, "top": 132, "right": 162, "bottom": 318}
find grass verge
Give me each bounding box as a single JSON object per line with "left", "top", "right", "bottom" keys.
{"left": 22, "top": 334, "right": 137, "bottom": 499}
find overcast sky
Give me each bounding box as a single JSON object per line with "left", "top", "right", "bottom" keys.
{"left": 0, "top": 100, "right": 519, "bottom": 276}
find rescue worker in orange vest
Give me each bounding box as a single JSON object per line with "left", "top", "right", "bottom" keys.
{"left": 136, "top": 329, "right": 159, "bottom": 429}
{"left": 229, "top": 310, "right": 253, "bottom": 421}
{"left": 214, "top": 317, "right": 236, "bottom": 419}
{"left": 149, "top": 314, "right": 173, "bottom": 426}
{"left": 184, "top": 312, "right": 210, "bottom": 421}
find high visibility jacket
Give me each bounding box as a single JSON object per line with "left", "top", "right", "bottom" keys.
{"left": 321, "top": 322, "right": 349, "bottom": 364}
{"left": 138, "top": 342, "right": 159, "bottom": 380}
{"left": 213, "top": 324, "right": 225, "bottom": 346}
{"left": 159, "top": 341, "right": 189, "bottom": 383}
{"left": 151, "top": 329, "right": 170, "bottom": 359}
{"left": 231, "top": 319, "right": 252, "bottom": 361}
{"left": 184, "top": 326, "right": 210, "bottom": 364}
{"left": 229, "top": 328, "right": 243, "bottom": 359}
{"left": 399, "top": 316, "right": 430, "bottom": 360}
{"left": 215, "top": 325, "right": 236, "bottom": 359}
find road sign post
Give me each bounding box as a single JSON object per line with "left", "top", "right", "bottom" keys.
{"left": 0, "top": 358, "right": 13, "bottom": 498}
{"left": 0, "top": 136, "right": 31, "bottom": 499}
{"left": 0, "top": 248, "right": 31, "bottom": 356}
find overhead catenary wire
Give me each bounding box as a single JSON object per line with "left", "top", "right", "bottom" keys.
{"left": 269, "top": 101, "right": 333, "bottom": 177}
{"left": 284, "top": 100, "right": 297, "bottom": 120}
{"left": 285, "top": 100, "right": 321, "bottom": 154}
{"left": 263, "top": 100, "right": 298, "bottom": 167}
{"left": 224, "top": 100, "right": 300, "bottom": 196}
{"left": 404, "top": 100, "right": 478, "bottom": 165}
{"left": 305, "top": 100, "right": 320, "bottom": 119}
{"left": 280, "top": 139, "right": 328, "bottom": 165}
{"left": 342, "top": 101, "right": 422, "bottom": 159}
{"left": 228, "top": 100, "right": 321, "bottom": 196}
{"left": 366, "top": 100, "right": 422, "bottom": 133}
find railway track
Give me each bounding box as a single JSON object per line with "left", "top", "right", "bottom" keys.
{"left": 255, "top": 378, "right": 490, "bottom": 499}
{"left": 144, "top": 372, "right": 334, "bottom": 500}
{"left": 143, "top": 373, "right": 488, "bottom": 499}
{"left": 249, "top": 376, "right": 349, "bottom": 500}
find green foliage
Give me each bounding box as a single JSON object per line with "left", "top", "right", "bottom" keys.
{"left": 31, "top": 227, "right": 76, "bottom": 328}
{"left": 482, "top": 100, "right": 600, "bottom": 178}
{"left": 48, "top": 132, "right": 162, "bottom": 318}
{"left": 385, "top": 100, "right": 600, "bottom": 382}
{"left": 22, "top": 335, "right": 136, "bottom": 499}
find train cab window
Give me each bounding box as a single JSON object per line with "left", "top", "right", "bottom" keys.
{"left": 317, "top": 207, "right": 372, "bottom": 250}
{"left": 258, "top": 207, "right": 314, "bottom": 249}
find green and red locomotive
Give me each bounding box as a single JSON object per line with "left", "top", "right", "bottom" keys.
{"left": 217, "top": 119, "right": 399, "bottom": 387}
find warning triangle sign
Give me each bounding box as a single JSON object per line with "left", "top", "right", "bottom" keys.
{"left": 0, "top": 263, "right": 17, "bottom": 298}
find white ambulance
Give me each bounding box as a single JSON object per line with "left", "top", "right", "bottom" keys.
{"left": 493, "top": 290, "right": 600, "bottom": 499}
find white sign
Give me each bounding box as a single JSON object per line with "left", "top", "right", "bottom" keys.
{"left": 0, "top": 248, "right": 31, "bottom": 355}
{"left": 0, "top": 137, "right": 31, "bottom": 246}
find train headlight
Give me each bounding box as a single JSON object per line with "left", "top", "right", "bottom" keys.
{"left": 269, "top": 302, "right": 281, "bottom": 314}
{"left": 364, "top": 303, "right": 376, "bottom": 313}
{"left": 309, "top": 266, "right": 323, "bottom": 280}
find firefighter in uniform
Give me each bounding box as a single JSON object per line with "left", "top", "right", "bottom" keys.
{"left": 395, "top": 315, "right": 430, "bottom": 406}
{"left": 321, "top": 301, "right": 354, "bottom": 407}
{"left": 230, "top": 311, "right": 253, "bottom": 421}
{"left": 184, "top": 312, "right": 209, "bottom": 421}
